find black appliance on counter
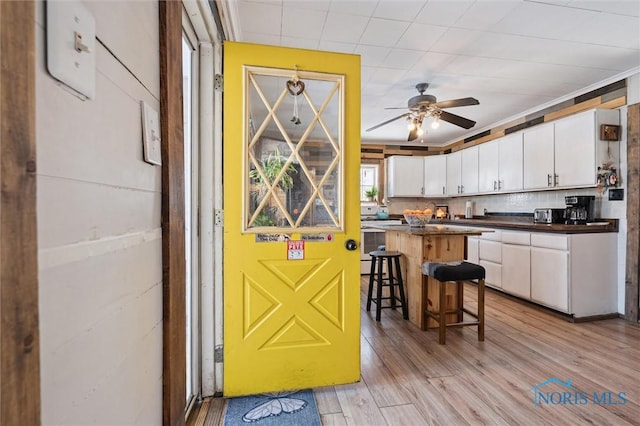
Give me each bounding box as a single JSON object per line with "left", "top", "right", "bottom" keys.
{"left": 564, "top": 195, "right": 595, "bottom": 224}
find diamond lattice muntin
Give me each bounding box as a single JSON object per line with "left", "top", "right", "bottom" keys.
{"left": 245, "top": 67, "right": 343, "bottom": 232}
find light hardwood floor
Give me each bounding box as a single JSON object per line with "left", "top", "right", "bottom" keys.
{"left": 188, "top": 277, "right": 640, "bottom": 425}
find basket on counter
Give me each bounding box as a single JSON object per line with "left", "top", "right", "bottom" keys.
{"left": 403, "top": 213, "right": 433, "bottom": 227}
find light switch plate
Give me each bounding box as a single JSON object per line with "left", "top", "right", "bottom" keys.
{"left": 141, "top": 101, "right": 162, "bottom": 166}
{"left": 46, "top": 1, "right": 96, "bottom": 99}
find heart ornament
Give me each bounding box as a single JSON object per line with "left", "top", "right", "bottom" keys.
{"left": 286, "top": 80, "right": 305, "bottom": 96}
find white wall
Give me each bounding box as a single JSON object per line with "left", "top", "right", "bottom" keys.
{"left": 36, "top": 1, "right": 163, "bottom": 424}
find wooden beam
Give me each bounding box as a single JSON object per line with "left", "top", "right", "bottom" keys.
{"left": 0, "top": 1, "right": 41, "bottom": 424}
{"left": 544, "top": 97, "right": 602, "bottom": 122}
{"left": 159, "top": 2, "right": 187, "bottom": 425}
{"left": 599, "top": 96, "right": 627, "bottom": 110}
{"left": 360, "top": 152, "right": 384, "bottom": 160}
{"left": 438, "top": 95, "right": 626, "bottom": 153}
{"left": 625, "top": 103, "right": 639, "bottom": 323}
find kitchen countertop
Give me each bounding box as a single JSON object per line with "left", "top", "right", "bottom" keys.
{"left": 366, "top": 224, "right": 486, "bottom": 236}
{"left": 397, "top": 217, "right": 619, "bottom": 234}
{"left": 442, "top": 217, "right": 618, "bottom": 234}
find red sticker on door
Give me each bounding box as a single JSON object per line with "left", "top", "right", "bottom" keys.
{"left": 287, "top": 240, "right": 305, "bottom": 260}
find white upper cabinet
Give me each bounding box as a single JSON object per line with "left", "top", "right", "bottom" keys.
{"left": 478, "top": 139, "right": 499, "bottom": 193}
{"left": 479, "top": 133, "right": 523, "bottom": 193}
{"left": 447, "top": 147, "right": 478, "bottom": 196}
{"left": 423, "top": 155, "right": 447, "bottom": 197}
{"left": 499, "top": 132, "right": 524, "bottom": 192}
{"left": 446, "top": 151, "right": 462, "bottom": 196}
{"left": 524, "top": 109, "right": 620, "bottom": 190}
{"left": 554, "top": 110, "right": 606, "bottom": 188}
{"left": 387, "top": 155, "right": 424, "bottom": 197}
{"left": 523, "top": 122, "right": 555, "bottom": 190}
{"left": 461, "top": 145, "right": 479, "bottom": 195}
{"left": 387, "top": 109, "right": 619, "bottom": 199}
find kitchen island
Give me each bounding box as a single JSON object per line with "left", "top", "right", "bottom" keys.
{"left": 369, "top": 224, "right": 488, "bottom": 329}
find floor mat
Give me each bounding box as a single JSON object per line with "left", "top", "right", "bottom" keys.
{"left": 223, "top": 389, "right": 321, "bottom": 425}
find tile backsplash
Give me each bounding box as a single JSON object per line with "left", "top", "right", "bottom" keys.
{"left": 386, "top": 187, "right": 626, "bottom": 219}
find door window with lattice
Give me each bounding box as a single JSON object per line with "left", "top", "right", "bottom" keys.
{"left": 245, "top": 67, "right": 344, "bottom": 232}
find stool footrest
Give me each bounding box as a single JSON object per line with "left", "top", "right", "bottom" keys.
{"left": 424, "top": 312, "right": 480, "bottom": 326}
{"left": 442, "top": 320, "right": 480, "bottom": 327}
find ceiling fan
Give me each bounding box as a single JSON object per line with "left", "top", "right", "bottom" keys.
{"left": 366, "top": 83, "right": 480, "bottom": 141}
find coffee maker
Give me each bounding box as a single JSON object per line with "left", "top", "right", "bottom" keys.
{"left": 564, "top": 195, "right": 595, "bottom": 225}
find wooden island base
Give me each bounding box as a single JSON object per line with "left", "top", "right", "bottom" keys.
{"left": 381, "top": 225, "right": 485, "bottom": 329}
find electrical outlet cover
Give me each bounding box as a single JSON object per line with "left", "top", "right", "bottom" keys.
{"left": 141, "top": 101, "right": 162, "bottom": 165}
{"left": 608, "top": 188, "right": 624, "bottom": 201}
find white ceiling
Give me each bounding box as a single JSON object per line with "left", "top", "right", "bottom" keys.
{"left": 222, "top": 0, "right": 640, "bottom": 146}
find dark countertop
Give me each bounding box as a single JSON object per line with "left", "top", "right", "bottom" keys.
{"left": 366, "top": 224, "right": 486, "bottom": 236}
{"left": 420, "top": 217, "right": 618, "bottom": 234}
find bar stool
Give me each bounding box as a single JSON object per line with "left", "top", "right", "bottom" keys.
{"left": 366, "top": 251, "right": 408, "bottom": 321}
{"left": 422, "top": 261, "right": 485, "bottom": 344}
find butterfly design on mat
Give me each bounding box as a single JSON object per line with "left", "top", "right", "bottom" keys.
{"left": 242, "top": 391, "right": 308, "bottom": 423}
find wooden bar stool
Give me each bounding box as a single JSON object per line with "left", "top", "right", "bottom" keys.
{"left": 422, "top": 261, "right": 485, "bottom": 344}
{"left": 366, "top": 251, "right": 409, "bottom": 322}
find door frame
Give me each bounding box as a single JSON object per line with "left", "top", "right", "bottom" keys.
{"left": 159, "top": 2, "right": 187, "bottom": 424}
{"left": 0, "top": 2, "right": 41, "bottom": 424}
{"left": 626, "top": 103, "right": 639, "bottom": 323}
{"left": 181, "top": 0, "right": 225, "bottom": 397}
{"left": 182, "top": 13, "right": 201, "bottom": 413}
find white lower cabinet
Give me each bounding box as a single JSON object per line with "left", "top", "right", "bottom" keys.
{"left": 465, "top": 229, "right": 616, "bottom": 318}
{"left": 478, "top": 230, "right": 501, "bottom": 289}
{"left": 530, "top": 245, "right": 569, "bottom": 312}
{"left": 569, "top": 233, "right": 617, "bottom": 317}
{"left": 502, "top": 231, "right": 531, "bottom": 299}
{"left": 480, "top": 260, "right": 502, "bottom": 289}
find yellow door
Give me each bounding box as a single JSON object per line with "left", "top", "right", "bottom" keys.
{"left": 223, "top": 41, "right": 361, "bottom": 396}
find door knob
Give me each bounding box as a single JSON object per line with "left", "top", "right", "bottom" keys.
{"left": 345, "top": 239, "right": 357, "bottom": 251}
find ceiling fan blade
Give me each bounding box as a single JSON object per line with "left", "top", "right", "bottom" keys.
{"left": 433, "top": 97, "right": 479, "bottom": 109}
{"left": 384, "top": 107, "right": 409, "bottom": 110}
{"left": 365, "top": 112, "right": 411, "bottom": 132}
{"left": 439, "top": 110, "right": 477, "bottom": 129}
{"left": 408, "top": 127, "right": 419, "bottom": 141}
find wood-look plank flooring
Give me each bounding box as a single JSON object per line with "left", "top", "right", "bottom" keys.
{"left": 188, "top": 277, "right": 640, "bottom": 425}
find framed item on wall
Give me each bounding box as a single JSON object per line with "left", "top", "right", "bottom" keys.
{"left": 600, "top": 124, "right": 621, "bottom": 141}
{"left": 141, "top": 101, "right": 162, "bottom": 165}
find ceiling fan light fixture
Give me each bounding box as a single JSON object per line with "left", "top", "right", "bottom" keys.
{"left": 366, "top": 83, "right": 479, "bottom": 137}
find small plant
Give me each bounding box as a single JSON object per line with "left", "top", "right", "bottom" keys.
{"left": 365, "top": 186, "right": 378, "bottom": 201}
{"left": 249, "top": 149, "right": 297, "bottom": 227}
{"left": 253, "top": 212, "right": 276, "bottom": 226}
{"left": 249, "top": 149, "right": 297, "bottom": 194}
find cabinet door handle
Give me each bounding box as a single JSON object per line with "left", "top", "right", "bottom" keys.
{"left": 547, "top": 174, "right": 552, "bottom": 186}
{"left": 442, "top": 186, "right": 445, "bottom": 195}
{"left": 457, "top": 185, "right": 461, "bottom": 194}
{"left": 461, "top": 184, "right": 464, "bottom": 193}
{"left": 554, "top": 174, "right": 559, "bottom": 186}
{"left": 498, "top": 180, "right": 502, "bottom": 190}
